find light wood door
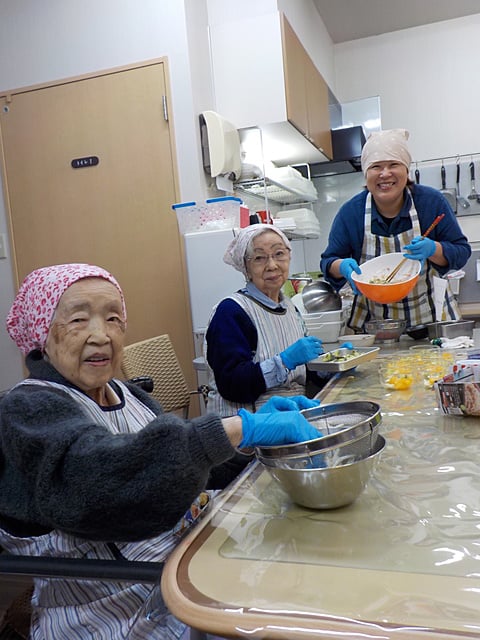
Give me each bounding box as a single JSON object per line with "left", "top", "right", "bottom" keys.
{"left": 0, "top": 60, "right": 196, "bottom": 391}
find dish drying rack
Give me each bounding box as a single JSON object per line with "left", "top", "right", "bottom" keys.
{"left": 234, "top": 175, "right": 317, "bottom": 204}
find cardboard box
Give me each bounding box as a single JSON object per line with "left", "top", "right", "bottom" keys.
{"left": 435, "top": 380, "right": 480, "bottom": 416}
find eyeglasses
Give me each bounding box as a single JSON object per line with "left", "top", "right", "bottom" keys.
{"left": 246, "top": 248, "right": 291, "bottom": 267}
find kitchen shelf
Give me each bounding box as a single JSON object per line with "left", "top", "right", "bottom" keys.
{"left": 234, "top": 176, "right": 317, "bottom": 204}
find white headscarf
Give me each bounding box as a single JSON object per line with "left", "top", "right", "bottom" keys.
{"left": 361, "top": 129, "right": 412, "bottom": 175}
{"left": 223, "top": 224, "right": 291, "bottom": 277}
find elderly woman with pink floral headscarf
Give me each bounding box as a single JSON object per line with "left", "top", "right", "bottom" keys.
{"left": 0, "top": 262, "right": 321, "bottom": 639}
{"left": 321, "top": 129, "right": 471, "bottom": 333}
{"left": 205, "top": 224, "right": 335, "bottom": 418}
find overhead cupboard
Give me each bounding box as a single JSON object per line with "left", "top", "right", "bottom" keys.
{"left": 208, "top": 11, "right": 333, "bottom": 167}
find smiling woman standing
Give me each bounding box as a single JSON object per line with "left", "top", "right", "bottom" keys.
{"left": 320, "top": 129, "right": 471, "bottom": 332}
{"left": 205, "top": 224, "right": 330, "bottom": 418}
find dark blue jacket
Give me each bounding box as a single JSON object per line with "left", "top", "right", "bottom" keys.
{"left": 320, "top": 184, "right": 471, "bottom": 290}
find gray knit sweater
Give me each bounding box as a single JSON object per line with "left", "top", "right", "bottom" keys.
{"left": 0, "top": 351, "right": 250, "bottom": 542}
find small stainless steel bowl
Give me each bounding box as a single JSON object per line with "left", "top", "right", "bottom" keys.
{"left": 259, "top": 435, "right": 386, "bottom": 509}
{"left": 365, "top": 319, "right": 406, "bottom": 343}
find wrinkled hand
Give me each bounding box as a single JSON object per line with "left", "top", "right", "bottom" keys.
{"left": 403, "top": 236, "right": 435, "bottom": 264}
{"left": 339, "top": 258, "right": 361, "bottom": 294}
{"left": 280, "top": 336, "right": 324, "bottom": 370}
{"left": 238, "top": 409, "right": 321, "bottom": 448}
{"left": 257, "top": 395, "right": 320, "bottom": 413}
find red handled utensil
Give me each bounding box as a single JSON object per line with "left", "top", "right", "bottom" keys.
{"left": 384, "top": 213, "right": 445, "bottom": 283}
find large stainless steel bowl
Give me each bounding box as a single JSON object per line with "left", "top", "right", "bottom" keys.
{"left": 302, "top": 280, "right": 342, "bottom": 313}
{"left": 259, "top": 435, "right": 385, "bottom": 509}
{"left": 255, "top": 401, "right": 382, "bottom": 469}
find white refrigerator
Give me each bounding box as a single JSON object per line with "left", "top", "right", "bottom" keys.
{"left": 183, "top": 229, "right": 245, "bottom": 335}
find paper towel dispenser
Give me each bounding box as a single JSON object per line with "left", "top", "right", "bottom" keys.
{"left": 199, "top": 111, "right": 241, "bottom": 180}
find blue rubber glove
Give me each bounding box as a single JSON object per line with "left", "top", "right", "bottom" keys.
{"left": 339, "top": 341, "right": 354, "bottom": 350}
{"left": 257, "top": 395, "right": 320, "bottom": 413}
{"left": 238, "top": 409, "right": 322, "bottom": 448}
{"left": 339, "top": 258, "right": 361, "bottom": 294}
{"left": 403, "top": 236, "right": 436, "bottom": 264}
{"left": 280, "top": 336, "right": 323, "bottom": 370}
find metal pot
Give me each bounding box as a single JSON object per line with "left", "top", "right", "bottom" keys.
{"left": 302, "top": 280, "right": 342, "bottom": 313}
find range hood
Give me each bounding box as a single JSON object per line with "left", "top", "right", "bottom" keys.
{"left": 305, "top": 126, "right": 367, "bottom": 177}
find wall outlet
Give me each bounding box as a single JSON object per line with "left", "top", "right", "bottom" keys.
{"left": 0, "top": 234, "right": 7, "bottom": 259}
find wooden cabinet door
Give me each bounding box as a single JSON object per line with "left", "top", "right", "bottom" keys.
{"left": 282, "top": 15, "right": 332, "bottom": 160}
{"left": 282, "top": 15, "right": 308, "bottom": 138}
{"left": 0, "top": 60, "right": 196, "bottom": 391}
{"left": 305, "top": 56, "right": 333, "bottom": 159}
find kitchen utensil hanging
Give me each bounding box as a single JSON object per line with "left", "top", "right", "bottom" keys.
{"left": 384, "top": 213, "right": 445, "bottom": 284}
{"left": 467, "top": 160, "right": 480, "bottom": 201}
{"left": 455, "top": 159, "right": 470, "bottom": 210}
{"left": 440, "top": 161, "right": 457, "bottom": 213}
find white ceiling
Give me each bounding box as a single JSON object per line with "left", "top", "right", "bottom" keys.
{"left": 313, "top": 0, "right": 480, "bottom": 43}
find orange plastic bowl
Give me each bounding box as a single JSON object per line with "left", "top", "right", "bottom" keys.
{"left": 351, "top": 253, "right": 421, "bottom": 304}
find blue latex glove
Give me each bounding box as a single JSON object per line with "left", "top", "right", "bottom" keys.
{"left": 257, "top": 395, "right": 320, "bottom": 413}
{"left": 403, "top": 236, "right": 436, "bottom": 264}
{"left": 280, "top": 336, "right": 323, "bottom": 370}
{"left": 238, "top": 409, "right": 321, "bottom": 448}
{"left": 339, "top": 258, "right": 361, "bottom": 294}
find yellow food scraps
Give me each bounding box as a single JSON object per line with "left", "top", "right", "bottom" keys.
{"left": 383, "top": 373, "right": 414, "bottom": 390}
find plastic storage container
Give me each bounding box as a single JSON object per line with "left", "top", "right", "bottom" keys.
{"left": 172, "top": 196, "right": 242, "bottom": 234}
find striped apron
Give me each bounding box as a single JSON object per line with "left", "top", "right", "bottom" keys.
{"left": 206, "top": 292, "right": 307, "bottom": 417}
{"left": 348, "top": 190, "right": 460, "bottom": 332}
{"left": 0, "top": 379, "right": 193, "bottom": 640}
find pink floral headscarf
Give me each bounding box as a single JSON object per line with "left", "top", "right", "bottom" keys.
{"left": 6, "top": 263, "right": 127, "bottom": 355}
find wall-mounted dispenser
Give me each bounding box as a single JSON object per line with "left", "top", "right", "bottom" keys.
{"left": 199, "top": 110, "right": 241, "bottom": 181}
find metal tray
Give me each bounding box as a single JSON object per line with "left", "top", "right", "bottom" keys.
{"left": 426, "top": 320, "right": 474, "bottom": 340}
{"left": 307, "top": 346, "right": 380, "bottom": 372}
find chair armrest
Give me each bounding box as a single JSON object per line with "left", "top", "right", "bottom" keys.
{"left": 0, "top": 554, "right": 162, "bottom": 584}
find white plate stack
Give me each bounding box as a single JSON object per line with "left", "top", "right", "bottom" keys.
{"left": 274, "top": 208, "right": 321, "bottom": 238}
{"left": 302, "top": 313, "right": 344, "bottom": 342}
{"left": 291, "top": 295, "right": 344, "bottom": 341}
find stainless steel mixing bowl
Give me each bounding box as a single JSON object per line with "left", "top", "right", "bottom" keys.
{"left": 365, "top": 319, "right": 406, "bottom": 343}
{"left": 255, "top": 401, "right": 382, "bottom": 469}
{"left": 259, "top": 435, "right": 385, "bottom": 510}
{"left": 301, "top": 280, "right": 342, "bottom": 313}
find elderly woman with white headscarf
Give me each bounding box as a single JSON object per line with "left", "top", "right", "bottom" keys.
{"left": 320, "top": 129, "right": 471, "bottom": 332}
{"left": 0, "top": 262, "right": 322, "bottom": 639}
{"left": 205, "top": 224, "right": 333, "bottom": 418}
